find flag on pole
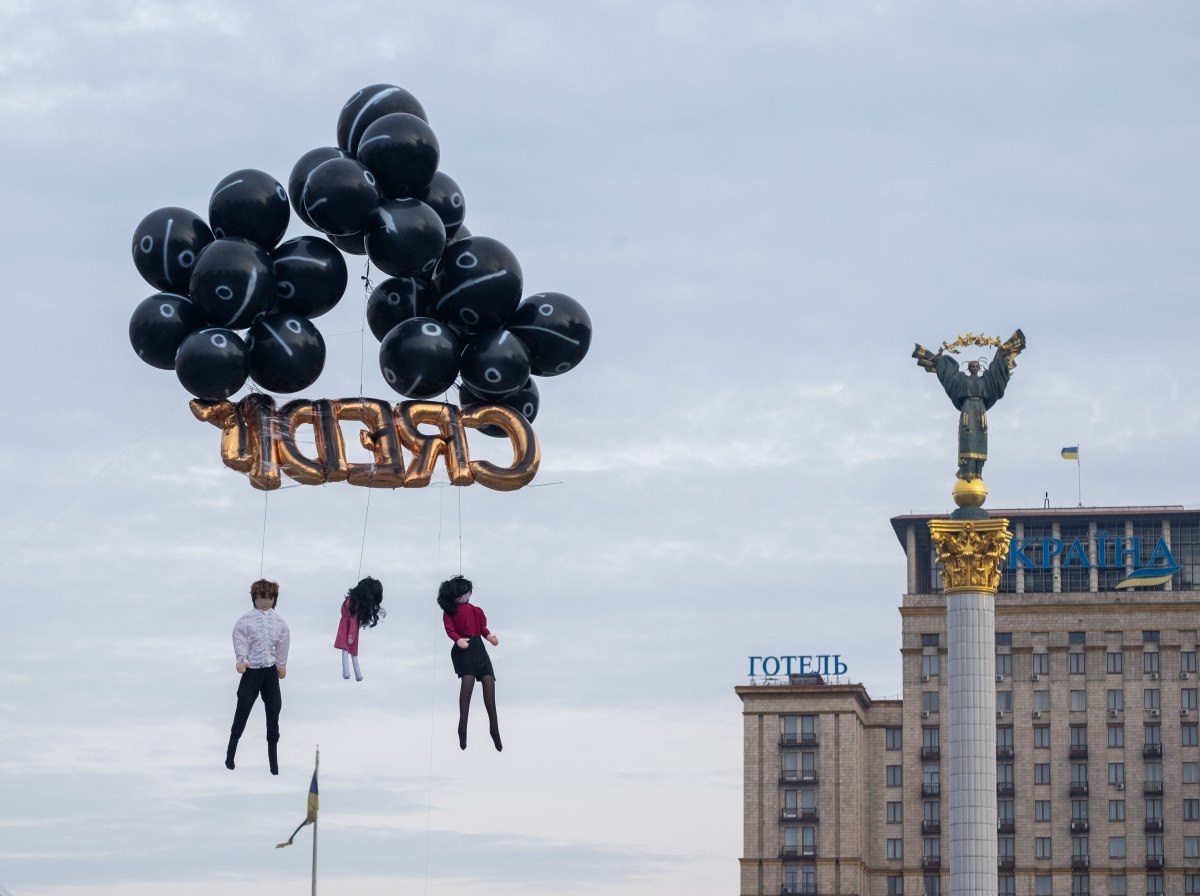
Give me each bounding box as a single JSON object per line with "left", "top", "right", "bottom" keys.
{"left": 1060, "top": 446, "right": 1079, "bottom": 460}
{"left": 276, "top": 754, "right": 319, "bottom": 848}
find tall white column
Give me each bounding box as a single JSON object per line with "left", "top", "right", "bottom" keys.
{"left": 947, "top": 592, "right": 997, "bottom": 896}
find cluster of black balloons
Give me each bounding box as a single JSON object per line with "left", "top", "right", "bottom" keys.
{"left": 130, "top": 83, "right": 593, "bottom": 421}
{"left": 129, "top": 173, "right": 345, "bottom": 399}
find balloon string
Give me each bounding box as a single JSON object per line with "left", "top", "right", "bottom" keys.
{"left": 356, "top": 475, "right": 373, "bottom": 580}
{"left": 359, "top": 258, "right": 374, "bottom": 397}
{"left": 259, "top": 489, "right": 269, "bottom": 578}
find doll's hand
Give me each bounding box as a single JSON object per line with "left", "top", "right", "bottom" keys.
{"left": 487, "top": 634, "right": 499, "bottom": 646}
{"left": 277, "top": 666, "right": 287, "bottom": 680}
{"left": 456, "top": 638, "right": 470, "bottom": 649}
{"left": 236, "top": 662, "right": 248, "bottom": 674}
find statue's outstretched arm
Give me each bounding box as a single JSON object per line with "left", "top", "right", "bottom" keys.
{"left": 913, "top": 343, "right": 939, "bottom": 373}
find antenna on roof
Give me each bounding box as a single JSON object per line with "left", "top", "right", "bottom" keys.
{"left": 1044, "top": 491, "right": 1050, "bottom": 509}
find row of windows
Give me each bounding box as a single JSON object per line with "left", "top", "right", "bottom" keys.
{"left": 883, "top": 761, "right": 1200, "bottom": 787}
{"left": 870, "top": 869, "right": 1200, "bottom": 896}
{"left": 881, "top": 798, "right": 1200, "bottom": 822}
{"left": 920, "top": 690, "right": 1198, "bottom": 714}
{"left": 919, "top": 651, "right": 1198, "bottom": 678}
{"left": 889, "top": 724, "right": 1195, "bottom": 749}
{"left": 881, "top": 834, "right": 1186, "bottom": 860}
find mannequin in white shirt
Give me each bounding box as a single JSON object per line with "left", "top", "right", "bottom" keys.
{"left": 226, "top": 579, "right": 290, "bottom": 774}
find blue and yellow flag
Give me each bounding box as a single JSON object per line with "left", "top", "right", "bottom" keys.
{"left": 1061, "top": 446, "right": 1079, "bottom": 460}
{"left": 276, "top": 754, "right": 319, "bottom": 848}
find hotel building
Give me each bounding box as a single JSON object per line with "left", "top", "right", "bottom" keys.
{"left": 738, "top": 505, "right": 1200, "bottom": 896}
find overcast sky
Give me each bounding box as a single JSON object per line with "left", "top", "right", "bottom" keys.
{"left": 2, "top": 1, "right": 1199, "bottom": 894}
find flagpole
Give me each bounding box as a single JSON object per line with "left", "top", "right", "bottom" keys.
{"left": 1076, "top": 453, "right": 1082, "bottom": 507}
{"left": 312, "top": 746, "right": 319, "bottom": 896}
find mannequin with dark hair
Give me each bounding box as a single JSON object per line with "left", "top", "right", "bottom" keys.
{"left": 437, "top": 575, "right": 501, "bottom": 751}
{"left": 334, "top": 576, "right": 385, "bottom": 681}
{"left": 227, "top": 578, "right": 290, "bottom": 774}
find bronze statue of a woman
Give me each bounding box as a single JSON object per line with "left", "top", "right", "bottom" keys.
{"left": 913, "top": 330, "right": 1026, "bottom": 483}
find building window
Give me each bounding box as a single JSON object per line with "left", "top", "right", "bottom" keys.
{"left": 1071, "top": 653, "right": 1087, "bottom": 675}
{"left": 1071, "top": 690, "right": 1087, "bottom": 711}
{"left": 1108, "top": 652, "right": 1124, "bottom": 674}
{"left": 1034, "top": 690, "right": 1051, "bottom": 712}
{"left": 1070, "top": 631, "right": 1086, "bottom": 644}
{"left": 1109, "top": 800, "right": 1125, "bottom": 821}
{"left": 1071, "top": 725, "right": 1088, "bottom": 749}
{"left": 1186, "top": 689, "right": 1199, "bottom": 710}
{"left": 801, "top": 789, "right": 816, "bottom": 812}
{"left": 999, "top": 799, "right": 1014, "bottom": 823}
{"left": 1184, "top": 651, "right": 1198, "bottom": 674}
{"left": 924, "top": 876, "right": 941, "bottom": 896}
{"left": 1186, "top": 799, "right": 1200, "bottom": 821}
{"left": 1109, "top": 836, "right": 1126, "bottom": 858}
{"left": 1148, "top": 875, "right": 1164, "bottom": 896}
{"left": 1146, "top": 725, "right": 1163, "bottom": 747}
{"left": 922, "top": 691, "right": 939, "bottom": 714}
{"left": 886, "top": 728, "right": 902, "bottom": 750}
{"left": 1145, "top": 631, "right": 1161, "bottom": 644}
{"left": 1147, "top": 762, "right": 1163, "bottom": 787}
{"left": 1034, "top": 653, "right": 1050, "bottom": 676}
{"left": 1110, "top": 875, "right": 1126, "bottom": 896}
{"left": 997, "top": 632, "right": 1013, "bottom": 646}
{"left": 1034, "top": 727, "right": 1051, "bottom": 749}
{"left": 1147, "top": 835, "right": 1164, "bottom": 863}
{"left": 923, "top": 728, "right": 940, "bottom": 750}
{"left": 1186, "top": 762, "right": 1200, "bottom": 784}
{"left": 1035, "top": 763, "right": 1051, "bottom": 785}
{"left": 1036, "top": 875, "right": 1053, "bottom": 896}
{"left": 1072, "top": 875, "right": 1090, "bottom": 896}
{"left": 1185, "top": 724, "right": 1199, "bottom": 747}
{"left": 1035, "top": 800, "right": 1052, "bottom": 821}
{"left": 887, "top": 765, "right": 903, "bottom": 787}
{"left": 999, "top": 877, "right": 1016, "bottom": 896}
{"left": 1072, "top": 798, "right": 1089, "bottom": 821}
{"left": 997, "top": 654, "right": 1013, "bottom": 677}
{"left": 888, "top": 876, "right": 904, "bottom": 896}
{"left": 922, "top": 633, "right": 939, "bottom": 647}
{"left": 922, "top": 654, "right": 939, "bottom": 678}
{"left": 1186, "top": 837, "right": 1200, "bottom": 859}
{"left": 887, "top": 839, "right": 903, "bottom": 860}
{"left": 1108, "top": 725, "right": 1124, "bottom": 748}
{"left": 1186, "top": 876, "right": 1200, "bottom": 896}
{"left": 997, "top": 691, "right": 1013, "bottom": 713}
{"left": 1071, "top": 763, "right": 1088, "bottom": 787}
{"left": 1036, "top": 837, "right": 1052, "bottom": 859}
{"left": 1109, "top": 763, "right": 1125, "bottom": 785}
{"left": 999, "top": 836, "right": 1015, "bottom": 858}
{"left": 1146, "top": 652, "right": 1161, "bottom": 674}
{"left": 887, "top": 801, "right": 903, "bottom": 823}
{"left": 1108, "top": 689, "right": 1125, "bottom": 712}
{"left": 1145, "top": 688, "right": 1161, "bottom": 710}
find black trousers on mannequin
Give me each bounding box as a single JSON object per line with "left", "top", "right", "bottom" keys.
{"left": 226, "top": 665, "right": 282, "bottom": 772}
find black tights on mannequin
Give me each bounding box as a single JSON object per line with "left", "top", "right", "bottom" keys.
{"left": 457, "top": 674, "right": 501, "bottom": 751}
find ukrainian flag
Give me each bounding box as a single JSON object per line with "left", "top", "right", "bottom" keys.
{"left": 1061, "top": 446, "right": 1079, "bottom": 460}
{"left": 276, "top": 757, "right": 319, "bottom": 848}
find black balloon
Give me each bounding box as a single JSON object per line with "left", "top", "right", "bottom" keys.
{"left": 459, "top": 378, "right": 539, "bottom": 438}
{"left": 175, "top": 328, "right": 250, "bottom": 400}
{"left": 446, "top": 223, "right": 472, "bottom": 245}
{"left": 508, "top": 292, "right": 593, "bottom": 376}
{"left": 271, "top": 236, "right": 348, "bottom": 318}
{"left": 364, "top": 199, "right": 445, "bottom": 278}
{"left": 431, "top": 236, "right": 523, "bottom": 335}
{"left": 209, "top": 169, "right": 290, "bottom": 249}
{"left": 128, "top": 292, "right": 205, "bottom": 370}
{"left": 189, "top": 239, "right": 276, "bottom": 329}
{"left": 357, "top": 113, "right": 440, "bottom": 199}
{"left": 366, "top": 276, "right": 435, "bottom": 341}
{"left": 247, "top": 313, "right": 326, "bottom": 394}
{"left": 422, "top": 171, "right": 466, "bottom": 239}
{"left": 303, "top": 158, "right": 381, "bottom": 236}
{"left": 337, "top": 84, "right": 428, "bottom": 156}
{"left": 289, "top": 147, "right": 347, "bottom": 228}
{"left": 328, "top": 232, "right": 367, "bottom": 255}
{"left": 131, "top": 206, "right": 214, "bottom": 292}
{"left": 460, "top": 330, "right": 531, "bottom": 397}
{"left": 378, "top": 317, "right": 461, "bottom": 399}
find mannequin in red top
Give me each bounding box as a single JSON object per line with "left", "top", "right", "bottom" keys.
{"left": 334, "top": 576, "right": 385, "bottom": 681}
{"left": 437, "top": 575, "right": 501, "bottom": 751}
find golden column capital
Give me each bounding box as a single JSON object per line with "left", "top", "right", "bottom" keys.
{"left": 929, "top": 517, "right": 1012, "bottom": 595}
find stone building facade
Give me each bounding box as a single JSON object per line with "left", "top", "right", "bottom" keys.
{"left": 738, "top": 506, "right": 1200, "bottom": 896}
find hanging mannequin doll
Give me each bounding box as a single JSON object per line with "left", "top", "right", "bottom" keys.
{"left": 334, "top": 576, "right": 385, "bottom": 681}
{"left": 437, "top": 575, "right": 501, "bottom": 751}
{"left": 226, "top": 578, "right": 290, "bottom": 774}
